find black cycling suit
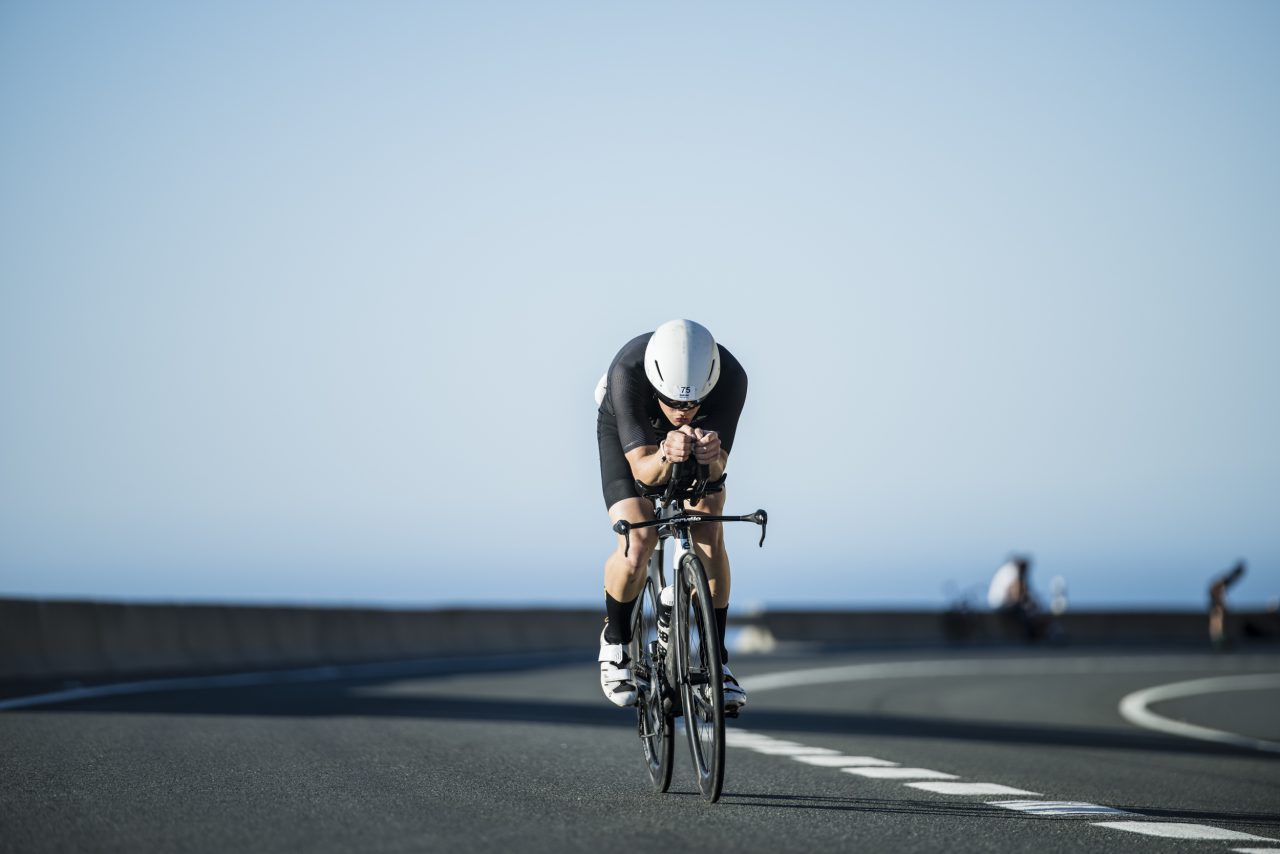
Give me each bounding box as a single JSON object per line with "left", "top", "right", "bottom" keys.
{"left": 596, "top": 333, "right": 748, "bottom": 509}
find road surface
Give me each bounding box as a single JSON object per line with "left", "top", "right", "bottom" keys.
{"left": 4, "top": 648, "right": 1278, "bottom": 852}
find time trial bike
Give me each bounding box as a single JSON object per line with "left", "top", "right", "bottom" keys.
{"left": 612, "top": 462, "right": 767, "bottom": 803}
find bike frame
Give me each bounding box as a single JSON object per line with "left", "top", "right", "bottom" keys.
{"left": 614, "top": 462, "right": 767, "bottom": 802}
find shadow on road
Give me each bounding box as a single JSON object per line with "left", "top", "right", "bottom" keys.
{"left": 1108, "top": 804, "right": 1280, "bottom": 829}
{"left": 719, "top": 793, "right": 1280, "bottom": 830}
{"left": 15, "top": 660, "right": 1279, "bottom": 761}
{"left": 723, "top": 792, "right": 1015, "bottom": 816}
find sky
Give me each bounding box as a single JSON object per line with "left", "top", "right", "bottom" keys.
{"left": 1, "top": 1, "right": 1277, "bottom": 610}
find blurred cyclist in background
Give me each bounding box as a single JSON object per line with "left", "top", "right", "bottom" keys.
{"left": 1208, "top": 560, "right": 1246, "bottom": 650}
{"left": 988, "top": 555, "right": 1047, "bottom": 642}
{"left": 593, "top": 319, "right": 748, "bottom": 711}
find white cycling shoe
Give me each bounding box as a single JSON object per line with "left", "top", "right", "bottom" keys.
{"left": 599, "top": 627, "right": 637, "bottom": 708}
{"left": 722, "top": 665, "right": 747, "bottom": 711}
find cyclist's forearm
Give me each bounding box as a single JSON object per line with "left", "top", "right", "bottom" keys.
{"left": 628, "top": 446, "right": 674, "bottom": 487}
{"left": 704, "top": 451, "right": 727, "bottom": 481}
{"left": 627, "top": 446, "right": 726, "bottom": 487}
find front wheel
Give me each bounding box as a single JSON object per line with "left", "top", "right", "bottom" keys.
{"left": 676, "top": 552, "right": 725, "bottom": 802}
{"left": 631, "top": 576, "right": 673, "bottom": 792}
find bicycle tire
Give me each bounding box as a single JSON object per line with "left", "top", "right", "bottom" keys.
{"left": 676, "top": 552, "right": 725, "bottom": 802}
{"left": 630, "top": 576, "right": 674, "bottom": 792}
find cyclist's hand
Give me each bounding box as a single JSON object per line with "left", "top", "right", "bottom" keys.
{"left": 692, "top": 428, "right": 720, "bottom": 464}
{"left": 664, "top": 429, "right": 695, "bottom": 462}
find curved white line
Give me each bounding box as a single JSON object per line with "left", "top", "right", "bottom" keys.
{"left": 744, "top": 656, "right": 1280, "bottom": 755}
{"left": 745, "top": 655, "right": 1280, "bottom": 693}
{"left": 1118, "top": 674, "right": 1280, "bottom": 754}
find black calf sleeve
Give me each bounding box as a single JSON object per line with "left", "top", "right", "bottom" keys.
{"left": 604, "top": 592, "right": 638, "bottom": 644}
{"left": 715, "top": 607, "right": 729, "bottom": 665}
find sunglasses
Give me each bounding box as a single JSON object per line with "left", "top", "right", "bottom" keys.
{"left": 657, "top": 394, "right": 702, "bottom": 411}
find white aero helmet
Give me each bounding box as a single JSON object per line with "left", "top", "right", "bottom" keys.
{"left": 644, "top": 319, "right": 721, "bottom": 403}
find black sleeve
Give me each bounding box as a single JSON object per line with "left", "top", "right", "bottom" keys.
{"left": 707, "top": 346, "right": 747, "bottom": 455}
{"left": 607, "top": 334, "right": 658, "bottom": 453}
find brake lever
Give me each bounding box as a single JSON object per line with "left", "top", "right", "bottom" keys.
{"left": 613, "top": 520, "right": 632, "bottom": 558}
{"left": 752, "top": 509, "right": 768, "bottom": 547}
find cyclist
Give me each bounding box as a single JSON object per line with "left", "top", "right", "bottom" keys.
{"left": 594, "top": 319, "right": 748, "bottom": 711}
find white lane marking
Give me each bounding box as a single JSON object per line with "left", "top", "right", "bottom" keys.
{"left": 843, "top": 767, "right": 959, "bottom": 780}
{"left": 746, "top": 655, "right": 1280, "bottom": 693}
{"left": 729, "top": 737, "right": 803, "bottom": 748}
{"left": 791, "top": 755, "right": 899, "bottom": 767}
{"left": 728, "top": 727, "right": 1275, "bottom": 844}
{"left": 1094, "top": 822, "right": 1277, "bottom": 842}
{"left": 725, "top": 733, "right": 798, "bottom": 745}
{"left": 908, "top": 782, "right": 1041, "bottom": 796}
{"left": 1231, "top": 849, "right": 1280, "bottom": 853}
{"left": 749, "top": 745, "right": 841, "bottom": 756}
{"left": 1118, "top": 673, "right": 1280, "bottom": 754}
{"left": 990, "top": 801, "right": 1133, "bottom": 816}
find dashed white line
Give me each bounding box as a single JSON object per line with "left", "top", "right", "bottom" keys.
{"left": 907, "top": 782, "right": 1040, "bottom": 796}
{"left": 842, "top": 766, "right": 959, "bottom": 780}
{"left": 725, "top": 737, "right": 799, "bottom": 748}
{"left": 749, "top": 745, "right": 841, "bottom": 756}
{"left": 990, "top": 801, "right": 1133, "bottom": 817}
{"left": 790, "top": 755, "right": 899, "bottom": 767}
{"left": 728, "top": 729, "right": 1278, "bottom": 845}
{"left": 1094, "top": 821, "right": 1276, "bottom": 842}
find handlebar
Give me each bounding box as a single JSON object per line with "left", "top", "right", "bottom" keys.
{"left": 613, "top": 509, "right": 768, "bottom": 559}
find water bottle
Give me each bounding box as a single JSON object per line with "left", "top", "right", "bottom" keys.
{"left": 657, "top": 584, "right": 674, "bottom": 655}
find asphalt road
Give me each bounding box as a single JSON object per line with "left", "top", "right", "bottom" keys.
{"left": 3, "top": 648, "right": 1279, "bottom": 853}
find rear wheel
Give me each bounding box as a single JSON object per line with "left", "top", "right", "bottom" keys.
{"left": 630, "top": 576, "right": 673, "bottom": 792}
{"left": 677, "top": 552, "right": 725, "bottom": 802}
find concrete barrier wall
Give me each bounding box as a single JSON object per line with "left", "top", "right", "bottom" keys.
{"left": 1, "top": 597, "right": 1274, "bottom": 681}
{"left": 0, "top": 599, "right": 602, "bottom": 681}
